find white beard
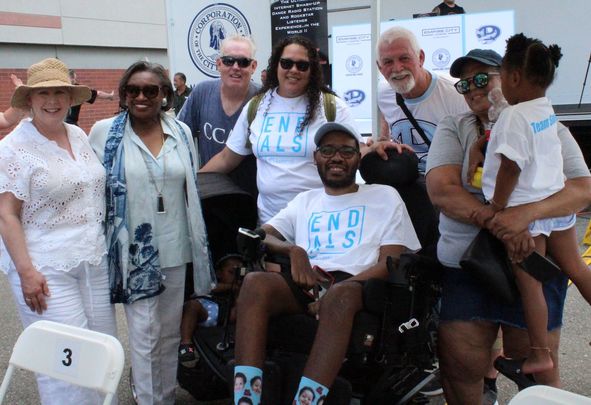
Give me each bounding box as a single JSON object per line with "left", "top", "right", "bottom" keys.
{"left": 388, "top": 71, "right": 416, "bottom": 95}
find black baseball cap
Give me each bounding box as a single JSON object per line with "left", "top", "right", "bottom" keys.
{"left": 450, "top": 49, "right": 503, "bottom": 78}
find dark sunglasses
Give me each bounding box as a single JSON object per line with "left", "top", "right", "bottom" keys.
{"left": 316, "top": 145, "right": 359, "bottom": 159}
{"left": 220, "top": 56, "right": 253, "bottom": 68}
{"left": 279, "top": 58, "right": 311, "bottom": 72}
{"left": 454, "top": 72, "right": 499, "bottom": 94}
{"left": 124, "top": 84, "right": 161, "bottom": 99}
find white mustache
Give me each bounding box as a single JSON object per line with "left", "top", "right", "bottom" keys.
{"left": 389, "top": 70, "right": 413, "bottom": 81}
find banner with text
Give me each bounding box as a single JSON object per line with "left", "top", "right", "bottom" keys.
{"left": 270, "top": 0, "right": 328, "bottom": 57}
{"left": 332, "top": 11, "right": 514, "bottom": 133}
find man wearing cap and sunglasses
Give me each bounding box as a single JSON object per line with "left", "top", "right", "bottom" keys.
{"left": 232, "top": 122, "right": 420, "bottom": 405}
{"left": 178, "top": 34, "right": 259, "bottom": 196}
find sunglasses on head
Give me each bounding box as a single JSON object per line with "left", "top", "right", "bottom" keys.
{"left": 124, "top": 84, "right": 161, "bottom": 99}
{"left": 220, "top": 56, "right": 253, "bottom": 68}
{"left": 454, "top": 72, "right": 499, "bottom": 94}
{"left": 315, "top": 145, "right": 359, "bottom": 159}
{"left": 279, "top": 58, "right": 311, "bottom": 72}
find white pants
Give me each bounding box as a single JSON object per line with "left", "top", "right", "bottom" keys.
{"left": 125, "top": 265, "right": 185, "bottom": 405}
{"left": 8, "top": 257, "right": 117, "bottom": 405}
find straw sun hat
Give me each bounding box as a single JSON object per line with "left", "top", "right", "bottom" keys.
{"left": 11, "top": 58, "right": 91, "bottom": 108}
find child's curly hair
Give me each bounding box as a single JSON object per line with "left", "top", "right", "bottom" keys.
{"left": 503, "top": 33, "right": 563, "bottom": 89}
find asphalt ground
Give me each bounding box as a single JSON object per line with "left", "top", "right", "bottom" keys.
{"left": 1, "top": 217, "right": 590, "bottom": 404}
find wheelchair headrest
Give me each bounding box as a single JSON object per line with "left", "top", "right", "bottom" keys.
{"left": 360, "top": 149, "right": 419, "bottom": 187}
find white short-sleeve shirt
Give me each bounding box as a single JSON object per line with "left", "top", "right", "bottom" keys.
{"left": 226, "top": 89, "right": 362, "bottom": 223}
{"left": 482, "top": 97, "right": 564, "bottom": 206}
{"left": 0, "top": 120, "right": 107, "bottom": 273}
{"left": 267, "top": 184, "right": 421, "bottom": 276}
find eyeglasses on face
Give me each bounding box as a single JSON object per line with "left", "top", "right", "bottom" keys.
{"left": 220, "top": 56, "right": 253, "bottom": 68}
{"left": 279, "top": 58, "right": 311, "bottom": 72}
{"left": 454, "top": 72, "right": 499, "bottom": 94}
{"left": 124, "top": 84, "right": 161, "bottom": 99}
{"left": 315, "top": 145, "right": 359, "bottom": 159}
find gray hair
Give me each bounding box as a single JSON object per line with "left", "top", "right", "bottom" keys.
{"left": 220, "top": 34, "right": 256, "bottom": 59}
{"left": 376, "top": 26, "right": 421, "bottom": 58}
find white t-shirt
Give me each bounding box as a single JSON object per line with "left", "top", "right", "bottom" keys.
{"left": 377, "top": 73, "right": 468, "bottom": 172}
{"left": 226, "top": 89, "right": 362, "bottom": 223}
{"left": 0, "top": 120, "right": 107, "bottom": 273}
{"left": 482, "top": 97, "right": 564, "bottom": 206}
{"left": 267, "top": 184, "right": 421, "bottom": 276}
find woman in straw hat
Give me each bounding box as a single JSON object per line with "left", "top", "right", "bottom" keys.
{"left": 89, "top": 61, "right": 214, "bottom": 405}
{"left": 0, "top": 58, "right": 117, "bottom": 404}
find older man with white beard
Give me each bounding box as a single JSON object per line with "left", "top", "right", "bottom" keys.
{"left": 375, "top": 26, "right": 467, "bottom": 173}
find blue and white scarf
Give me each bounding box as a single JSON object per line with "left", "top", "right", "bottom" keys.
{"left": 103, "top": 111, "right": 214, "bottom": 303}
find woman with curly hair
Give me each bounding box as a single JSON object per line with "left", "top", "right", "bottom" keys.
{"left": 89, "top": 61, "right": 214, "bottom": 404}
{"left": 202, "top": 36, "right": 363, "bottom": 222}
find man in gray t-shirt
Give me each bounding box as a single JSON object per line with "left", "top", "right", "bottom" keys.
{"left": 178, "top": 34, "right": 260, "bottom": 196}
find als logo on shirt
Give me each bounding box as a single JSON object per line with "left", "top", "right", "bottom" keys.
{"left": 187, "top": 3, "right": 251, "bottom": 78}
{"left": 390, "top": 118, "right": 436, "bottom": 170}
{"left": 256, "top": 112, "right": 309, "bottom": 158}
{"left": 476, "top": 25, "right": 501, "bottom": 44}
{"left": 307, "top": 206, "right": 365, "bottom": 258}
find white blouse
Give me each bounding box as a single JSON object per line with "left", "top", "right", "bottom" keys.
{"left": 0, "top": 120, "right": 107, "bottom": 273}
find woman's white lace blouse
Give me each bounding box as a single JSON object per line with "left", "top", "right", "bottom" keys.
{"left": 0, "top": 120, "right": 107, "bottom": 273}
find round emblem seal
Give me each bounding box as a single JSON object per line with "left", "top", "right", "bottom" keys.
{"left": 346, "top": 55, "right": 363, "bottom": 74}
{"left": 187, "top": 3, "right": 252, "bottom": 78}
{"left": 432, "top": 48, "right": 451, "bottom": 69}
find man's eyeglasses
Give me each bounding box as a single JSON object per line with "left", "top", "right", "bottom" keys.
{"left": 454, "top": 72, "right": 499, "bottom": 94}
{"left": 315, "top": 145, "right": 359, "bottom": 159}
{"left": 220, "top": 56, "right": 253, "bottom": 68}
{"left": 124, "top": 85, "right": 161, "bottom": 99}
{"left": 279, "top": 58, "right": 311, "bottom": 72}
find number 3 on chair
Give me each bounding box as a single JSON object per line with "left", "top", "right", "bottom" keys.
{"left": 62, "top": 348, "right": 72, "bottom": 366}
{"left": 54, "top": 339, "right": 80, "bottom": 376}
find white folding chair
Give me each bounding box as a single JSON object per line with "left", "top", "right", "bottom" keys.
{"left": 509, "top": 385, "right": 591, "bottom": 404}
{"left": 0, "top": 320, "right": 124, "bottom": 405}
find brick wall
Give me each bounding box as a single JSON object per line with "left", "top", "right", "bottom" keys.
{"left": 0, "top": 68, "right": 124, "bottom": 138}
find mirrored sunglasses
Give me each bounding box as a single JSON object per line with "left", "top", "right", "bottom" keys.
{"left": 454, "top": 72, "right": 499, "bottom": 94}
{"left": 316, "top": 145, "right": 359, "bottom": 159}
{"left": 279, "top": 58, "right": 311, "bottom": 72}
{"left": 220, "top": 56, "right": 253, "bottom": 68}
{"left": 124, "top": 84, "right": 161, "bottom": 99}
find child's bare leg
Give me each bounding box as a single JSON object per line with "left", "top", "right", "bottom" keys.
{"left": 547, "top": 227, "right": 591, "bottom": 305}
{"left": 514, "top": 236, "right": 553, "bottom": 374}
{"left": 180, "top": 299, "right": 208, "bottom": 344}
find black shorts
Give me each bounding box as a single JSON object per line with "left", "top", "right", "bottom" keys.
{"left": 279, "top": 270, "right": 358, "bottom": 310}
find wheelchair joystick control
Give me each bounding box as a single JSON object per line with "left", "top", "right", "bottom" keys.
{"left": 398, "top": 318, "right": 419, "bottom": 334}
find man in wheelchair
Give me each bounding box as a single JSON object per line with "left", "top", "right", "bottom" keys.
{"left": 232, "top": 122, "right": 422, "bottom": 405}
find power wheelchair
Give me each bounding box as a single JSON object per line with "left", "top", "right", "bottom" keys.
{"left": 177, "top": 152, "right": 443, "bottom": 404}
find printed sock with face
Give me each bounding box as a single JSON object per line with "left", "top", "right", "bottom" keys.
{"left": 293, "top": 376, "right": 329, "bottom": 405}
{"left": 234, "top": 365, "right": 263, "bottom": 405}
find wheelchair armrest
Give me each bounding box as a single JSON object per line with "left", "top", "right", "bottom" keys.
{"left": 363, "top": 278, "right": 389, "bottom": 314}
{"left": 263, "top": 253, "right": 291, "bottom": 272}
{"left": 390, "top": 252, "right": 443, "bottom": 286}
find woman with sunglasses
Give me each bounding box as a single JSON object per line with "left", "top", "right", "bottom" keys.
{"left": 0, "top": 58, "right": 117, "bottom": 404}
{"left": 201, "top": 36, "right": 363, "bottom": 223}
{"left": 425, "top": 49, "right": 591, "bottom": 403}
{"left": 89, "top": 61, "right": 214, "bottom": 405}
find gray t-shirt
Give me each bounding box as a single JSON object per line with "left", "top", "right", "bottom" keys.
{"left": 178, "top": 79, "right": 259, "bottom": 195}
{"left": 426, "top": 112, "right": 590, "bottom": 268}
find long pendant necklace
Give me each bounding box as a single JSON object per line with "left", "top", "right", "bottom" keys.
{"left": 141, "top": 131, "right": 167, "bottom": 214}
